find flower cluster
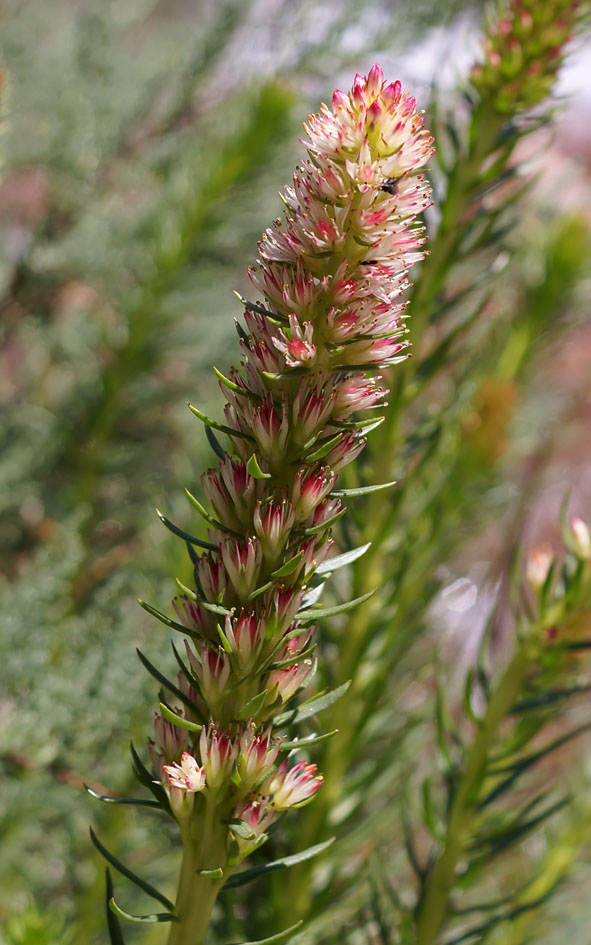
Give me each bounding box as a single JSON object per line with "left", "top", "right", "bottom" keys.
{"left": 470, "top": 0, "right": 579, "bottom": 112}
{"left": 146, "top": 64, "right": 432, "bottom": 877}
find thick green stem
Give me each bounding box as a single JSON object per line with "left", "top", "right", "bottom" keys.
{"left": 167, "top": 802, "right": 227, "bottom": 945}
{"left": 413, "top": 643, "right": 533, "bottom": 945}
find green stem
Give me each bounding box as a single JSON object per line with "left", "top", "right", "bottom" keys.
{"left": 167, "top": 801, "right": 227, "bottom": 945}
{"left": 413, "top": 642, "right": 534, "bottom": 945}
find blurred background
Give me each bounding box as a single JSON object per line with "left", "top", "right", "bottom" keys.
{"left": 0, "top": 1, "right": 589, "bottom": 942}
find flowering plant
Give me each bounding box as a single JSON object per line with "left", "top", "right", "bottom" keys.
{"left": 93, "top": 65, "right": 434, "bottom": 943}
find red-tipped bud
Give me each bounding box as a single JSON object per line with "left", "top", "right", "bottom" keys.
{"left": 224, "top": 611, "right": 266, "bottom": 673}
{"left": 238, "top": 722, "right": 281, "bottom": 787}
{"left": 199, "top": 725, "right": 238, "bottom": 789}
{"left": 292, "top": 466, "right": 336, "bottom": 520}
{"left": 220, "top": 537, "right": 262, "bottom": 600}
{"left": 253, "top": 499, "right": 295, "bottom": 559}
{"left": 263, "top": 759, "right": 323, "bottom": 809}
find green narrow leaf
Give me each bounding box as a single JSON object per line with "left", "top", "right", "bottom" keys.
{"left": 197, "top": 598, "right": 233, "bottom": 616}
{"left": 227, "top": 920, "right": 304, "bottom": 945}
{"left": 213, "top": 365, "right": 246, "bottom": 394}
{"left": 275, "top": 681, "right": 350, "bottom": 725}
{"left": 85, "top": 784, "right": 161, "bottom": 809}
{"left": 247, "top": 453, "right": 272, "bottom": 479}
{"left": 109, "top": 898, "right": 178, "bottom": 924}
{"left": 105, "top": 869, "right": 126, "bottom": 945}
{"left": 185, "top": 488, "right": 241, "bottom": 536}
{"left": 90, "top": 829, "right": 174, "bottom": 911}
{"left": 188, "top": 403, "right": 254, "bottom": 440}
{"left": 155, "top": 509, "right": 219, "bottom": 550}
{"left": 136, "top": 648, "right": 198, "bottom": 715}
{"left": 223, "top": 839, "right": 335, "bottom": 888}
{"left": 315, "top": 542, "right": 371, "bottom": 575}
{"left": 298, "top": 588, "right": 376, "bottom": 622}
{"left": 206, "top": 425, "right": 227, "bottom": 461}
{"left": 158, "top": 702, "right": 202, "bottom": 733}
{"left": 305, "top": 432, "right": 343, "bottom": 462}
{"left": 137, "top": 598, "right": 201, "bottom": 640}
{"left": 331, "top": 480, "right": 397, "bottom": 498}
{"left": 129, "top": 742, "right": 170, "bottom": 809}
{"left": 247, "top": 581, "right": 273, "bottom": 601}
{"left": 233, "top": 291, "right": 288, "bottom": 323}
{"left": 236, "top": 690, "right": 268, "bottom": 721}
{"left": 271, "top": 551, "right": 303, "bottom": 578}
{"left": 279, "top": 729, "right": 338, "bottom": 750}
{"left": 301, "top": 506, "right": 347, "bottom": 535}
{"left": 269, "top": 643, "right": 317, "bottom": 671}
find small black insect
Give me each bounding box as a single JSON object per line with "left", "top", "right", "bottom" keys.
{"left": 381, "top": 177, "right": 399, "bottom": 195}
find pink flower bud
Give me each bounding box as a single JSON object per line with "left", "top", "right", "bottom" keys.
{"left": 263, "top": 759, "right": 323, "bottom": 809}
{"left": 291, "top": 466, "right": 336, "bottom": 520}
{"left": 253, "top": 499, "right": 295, "bottom": 559}
{"left": 267, "top": 659, "right": 314, "bottom": 704}
{"left": 223, "top": 611, "right": 266, "bottom": 673}
{"left": 153, "top": 713, "right": 189, "bottom": 762}
{"left": 199, "top": 725, "right": 238, "bottom": 789}
{"left": 220, "top": 537, "right": 262, "bottom": 600}
{"left": 189, "top": 643, "right": 231, "bottom": 707}
{"left": 238, "top": 722, "right": 281, "bottom": 787}
{"left": 233, "top": 796, "right": 276, "bottom": 840}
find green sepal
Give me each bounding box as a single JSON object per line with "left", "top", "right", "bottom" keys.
{"left": 175, "top": 578, "right": 197, "bottom": 600}
{"left": 261, "top": 367, "right": 311, "bottom": 381}
{"left": 197, "top": 868, "right": 224, "bottom": 878}
{"left": 158, "top": 703, "right": 202, "bottom": 733}
{"left": 198, "top": 598, "right": 233, "bottom": 616}
{"left": 217, "top": 622, "right": 233, "bottom": 655}
{"left": 305, "top": 431, "right": 342, "bottom": 462}
{"left": 90, "top": 828, "right": 175, "bottom": 911}
{"left": 331, "top": 480, "right": 396, "bottom": 498}
{"left": 223, "top": 838, "right": 335, "bottom": 889}
{"left": 228, "top": 820, "right": 257, "bottom": 841}
{"left": 136, "top": 648, "right": 199, "bottom": 716}
{"left": 269, "top": 643, "right": 317, "bottom": 671}
{"left": 155, "top": 509, "right": 219, "bottom": 551}
{"left": 85, "top": 784, "right": 161, "bottom": 809}
{"left": 247, "top": 453, "right": 272, "bottom": 479}
{"left": 137, "top": 598, "right": 201, "bottom": 641}
{"left": 271, "top": 551, "right": 303, "bottom": 578}
{"left": 185, "top": 488, "right": 242, "bottom": 536}
{"left": 227, "top": 920, "right": 304, "bottom": 944}
{"left": 301, "top": 506, "right": 347, "bottom": 536}
{"left": 279, "top": 729, "right": 338, "bottom": 750}
{"left": 248, "top": 581, "right": 273, "bottom": 601}
{"left": 275, "top": 681, "right": 350, "bottom": 725}
{"left": 236, "top": 690, "right": 268, "bottom": 721}
{"left": 105, "top": 869, "right": 127, "bottom": 945}
{"left": 297, "top": 588, "right": 375, "bottom": 623}
{"left": 108, "top": 898, "right": 178, "bottom": 924}
{"left": 213, "top": 365, "right": 246, "bottom": 394}
{"left": 188, "top": 403, "right": 254, "bottom": 440}
{"left": 315, "top": 542, "right": 371, "bottom": 575}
